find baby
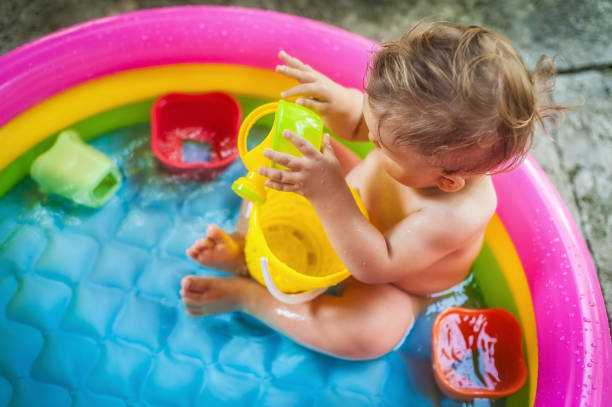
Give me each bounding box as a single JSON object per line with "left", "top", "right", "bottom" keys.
{"left": 180, "top": 22, "right": 557, "bottom": 360}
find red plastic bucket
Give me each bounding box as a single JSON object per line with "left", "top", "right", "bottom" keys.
{"left": 432, "top": 307, "right": 527, "bottom": 400}
{"left": 151, "top": 92, "right": 241, "bottom": 180}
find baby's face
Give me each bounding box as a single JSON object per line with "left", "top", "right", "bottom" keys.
{"left": 362, "top": 96, "right": 444, "bottom": 189}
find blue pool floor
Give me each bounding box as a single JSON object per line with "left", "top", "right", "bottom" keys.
{"left": 0, "top": 124, "right": 503, "bottom": 406}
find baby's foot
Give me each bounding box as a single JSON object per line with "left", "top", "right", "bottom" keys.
{"left": 180, "top": 275, "right": 247, "bottom": 317}
{"left": 186, "top": 225, "right": 247, "bottom": 276}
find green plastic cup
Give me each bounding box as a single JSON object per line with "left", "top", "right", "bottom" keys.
{"left": 232, "top": 100, "right": 324, "bottom": 204}
{"left": 271, "top": 100, "right": 323, "bottom": 168}
{"left": 30, "top": 130, "right": 122, "bottom": 207}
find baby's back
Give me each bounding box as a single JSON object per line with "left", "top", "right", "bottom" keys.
{"left": 346, "top": 151, "right": 497, "bottom": 295}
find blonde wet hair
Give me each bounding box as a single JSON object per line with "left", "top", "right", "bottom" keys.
{"left": 366, "top": 21, "right": 563, "bottom": 174}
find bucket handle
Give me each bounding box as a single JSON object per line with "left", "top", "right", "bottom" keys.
{"left": 238, "top": 102, "right": 278, "bottom": 159}
{"left": 260, "top": 257, "right": 327, "bottom": 304}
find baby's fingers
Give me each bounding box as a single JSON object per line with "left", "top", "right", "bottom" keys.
{"left": 295, "top": 97, "right": 327, "bottom": 114}
{"left": 264, "top": 180, "right": 301, "bottom": 193}
{"left": 258, "top": 166, "right": 300, "bottom": 185}
{"left": 321, "top": 134, "right": 336, "bottom": 157}
{"left": 276, "top": 65, "right": 314, "bottom": 83}
{"left": 281, "top": 83, "right": 325, "bottom": 99}
{"left": 263, "top": 148, "right": 302, "bottom": 170}
{"left": 281, "top": 130, "right": 320, "bottom": 158}
{"left": 278, "top": 50, "right": 311, "bottom": 71}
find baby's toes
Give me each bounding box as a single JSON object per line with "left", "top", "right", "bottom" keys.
{"left": 187, "top": 238, "right": 213, "bottom": 257}
{"left": 182, "top": 297, "right": 204, "bottom": 316}
{"left": 196, "top": 245, "right": 220, "bottom": 263}
{"left": 186, "top": 240, "right": 201, "bottom": 257}
{"left": 195, "top": 237, "right": 213, "bottom": 250}
{"left": 185, "top": 307, "right": 204, "bottom": 317}
{"left": 186, "top": 246, "right": 196, "bottom": 258}
{"left": 181, "top": 276, "right": 207, "bottom": 298}
{"left": 205, "top": 224, "right": 229, "bottom": 243}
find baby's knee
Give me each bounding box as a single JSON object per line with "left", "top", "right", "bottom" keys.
{"left": 342, "top": 320, "right": 413, "bottom": 360}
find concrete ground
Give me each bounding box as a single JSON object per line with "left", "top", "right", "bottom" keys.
{"left": 1, "top": 0, "right": 611, "bottom": 328}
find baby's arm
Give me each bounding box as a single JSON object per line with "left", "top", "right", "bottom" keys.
{"left": 260, "top": 131, "right": 472, "bottom": 284}
{"left": 276, "top": 51, "right": 369, "bottom": 142}
{"left": 311, "top": 194, "right": 474, "bottom": 284}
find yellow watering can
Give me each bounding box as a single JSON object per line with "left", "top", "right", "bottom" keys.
{"left": 232, "top": 101, "right": 368, "bottom": 304}
{"left": 232, "top": 100, "right": 326, "bottom": 204}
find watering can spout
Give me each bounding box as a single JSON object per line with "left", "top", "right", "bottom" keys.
{"left": 232, "top": 171, "right": 267, "bottom": 205}
{"left": 231, "top": 116, "right": 274, "bottom": 204}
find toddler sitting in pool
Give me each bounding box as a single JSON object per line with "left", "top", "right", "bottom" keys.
{"left": 181, "top": 22, "right": 560, "bottom": 360}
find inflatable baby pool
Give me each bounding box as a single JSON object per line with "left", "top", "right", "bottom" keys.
{"left": 0, "top": 6, "right": 609, "bottom": 406}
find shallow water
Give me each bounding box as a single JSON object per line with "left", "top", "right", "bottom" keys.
{"left": 0, "top": 123, "right": 504, "bottom": 406}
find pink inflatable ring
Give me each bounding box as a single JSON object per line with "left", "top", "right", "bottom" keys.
{"left": 0, "top": 6, "right": 609, "bottom": 406}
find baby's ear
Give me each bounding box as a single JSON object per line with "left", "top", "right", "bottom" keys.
{"left": 437, "top": 174, "right": 465, "bottom": 192}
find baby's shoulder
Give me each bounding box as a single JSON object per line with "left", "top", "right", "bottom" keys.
{"left": 424, "top": 176, "right": 497, "bottom": 236}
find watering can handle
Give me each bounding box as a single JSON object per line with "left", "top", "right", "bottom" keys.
{"left": 260, "top": 258, "right": 327, "bottom": 304}
{"left": 238, "top": 102, "right": 278, "bottom": 158}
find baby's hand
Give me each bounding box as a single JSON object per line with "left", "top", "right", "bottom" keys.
{"left": 276, "top": 50, "right": 343, "bottom": 114}
{"left": 258, "top": 131, "right": 345, "bottom": 201}
{"left": 276, "top": 51, "right": 364, "bottom": 141}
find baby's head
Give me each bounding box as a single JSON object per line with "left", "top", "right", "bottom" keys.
{"left": 365, "top": 21, "right": 559, "bottom": 191}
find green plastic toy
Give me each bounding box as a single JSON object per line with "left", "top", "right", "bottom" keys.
{"left": 232, "top": 100, "right": 323, "bottom": 204}
{"left": 30, "top": 130, "right": 122, "bottom": 207}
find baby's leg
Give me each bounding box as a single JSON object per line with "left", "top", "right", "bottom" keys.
{"left": 186, "top": 200, "right": 251, "bottom": 275}
{"left": 181, "top": 276, "right": 420, "bottom": 360}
